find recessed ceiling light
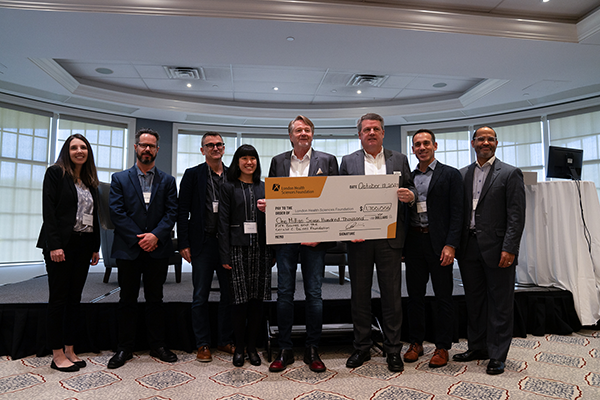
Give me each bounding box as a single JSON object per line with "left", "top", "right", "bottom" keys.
{"left": 187, "top": 83, "right": 192, "bottom": 88}
{"left": 95, "top": 67, "right": 113, "bottom": 75}
{"left": 542, "top": 0, "right": 550, "bottom": 3}
{"left": 433, "top": 82, "right": 447, "bottom": 88}
{"left": 273, "top": 87, "right": 279, "bottom": 91}
{"left": 357, "top": 90, "right": 362, "bottom": 94}
{"left": 331, "top": 89, "right": 337, "bottom": 93}
{"left": 287, "top": 36, "right": 295, "bottom": 41}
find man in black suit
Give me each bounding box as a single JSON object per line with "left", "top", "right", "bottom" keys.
{"left": 108, "top": 128, "right": 178, "bottom": 369}
{"left": 267, "top": 115, "right": 338, "bottom": 373}
{"left": 453, "top": 126, "right": 525, "bottom": 375}
{"left": 177, "top": 132, "right": 235, "bottom": 363}
{"left": 340, "top": 113, "right": 416, "bottom": 372}
{"left": 403, "top": 129, "right": 463, "bottom": 368}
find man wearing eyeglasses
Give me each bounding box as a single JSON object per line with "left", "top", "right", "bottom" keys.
{"left": 265, "top": 115, "right": 338, "bottom": 373}
{"left": 177, "top": 132, "right": 235, "bottom": 362}
{"left": 108, "top": 128, "right": 178, "bottom": 369}
{"left": 453, "top": 126, "right": 525, "bottom": 375}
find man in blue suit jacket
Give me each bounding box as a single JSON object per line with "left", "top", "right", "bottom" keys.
{"left": 453, "top": 126, "right": 525, "bottom": 375}
{"left": 266, "top": 116, "right": 338, "bottom": 373}
{"left": 177, "top": 132, "right": 235, "bottom": 362}
{"left": 107, "top": 128, "right": 178, "bottom": 369}
{"left": 340, "top": 113, "right": 416, "bottom": 372}
{"left": 403, "top": 129, "right": 463, "bottom": 368}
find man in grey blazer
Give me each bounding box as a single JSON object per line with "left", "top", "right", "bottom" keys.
{"left": 267, "top": 115, "right": 338, "bottom": 373}
{"left": 453, "top": 126, "right": 525, "bottom": 375}
{"left": 340, "top": 113, "right": 416, "bottom": 372}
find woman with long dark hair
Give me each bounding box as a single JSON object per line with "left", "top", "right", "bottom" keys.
{"left": 218, "top": 144, "right": 272, "bottom": 367}
{"left": 37, "top": 134, "right": 100, "bottom": 372}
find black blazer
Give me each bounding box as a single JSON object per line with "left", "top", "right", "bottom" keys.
{"left": 109, "top": 165, "right": 178, "bottom": 260}
{"left": 177, "top": 162, "right": 227, "bottom": 258}
{"left": 36, "top": 164, "right": 101, "bottom": 252}
{"left": 409, "top": 161, "right": 463, "bottom": 256}
{"left": 218, "top": 179, "right": 266, "bottom": 265}
{"left": 268, "top": 149, "right": 338, "bottom": 249}
{"left": 459, "top": 158, "right": 526, "bottom": 268}
{"left": 339, "top": 148, "right": 416, "bottom": 249}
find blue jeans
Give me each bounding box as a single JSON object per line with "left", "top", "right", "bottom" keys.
{"left": 191, "top": 235, "right": 234, "bottom": 348}
{"left": 275, "top": 244, "right": 326, "bottom": 349}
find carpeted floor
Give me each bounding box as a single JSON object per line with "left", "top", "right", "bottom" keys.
{"left": 2, "top": 330, "right": 600, "bottom": 399}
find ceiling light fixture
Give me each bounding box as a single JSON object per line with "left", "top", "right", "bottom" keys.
{"left": 287, "top": 37, "right": 295, "bottom": 41}
{"left": 433, "top": 82, "right": 447, "bottom": 88}
{"left": 187, "top": 83, "right": 192, "bottom": 88}
{"left": 95, "top": 67, "right": 113, "bottom": 75}
{"left": 542, "top": 0, "right": 549, "bottom": 3}
{"left": 357, "top": 90, "right": 362, "bottom": 94}
{"left": 273, "top": 87, "right": 279, "bottom": 91}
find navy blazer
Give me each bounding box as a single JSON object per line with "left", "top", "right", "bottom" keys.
{"left": 409, "top": 161, "right": 463, "bottom": 256}
{"left": 109, "top": 165, "right": 178, "bottom": 260}
{"left": 218, "top": 179, "right": 266, "bottom": 265}
{"left": 459, "top": 158, "right": 526, "bottom": 268}
{"left": 36, "top": 164, "right": 101, "bottom": 252}
{"left": 268, "top": 149, "right": 339, "bottom": 178}
{"left": 177, "top": 162, "right": 227, "bottom": 258}
{"left": 339, "top": 148, "right": 416, "bottom": 249}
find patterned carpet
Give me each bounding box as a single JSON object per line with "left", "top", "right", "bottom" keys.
{"left": 2, "top": 330, "right": 600, "bottom": 399}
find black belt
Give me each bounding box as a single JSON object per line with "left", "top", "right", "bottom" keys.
{"left": 411, "top": 226, "right": 429, "bottom": 234}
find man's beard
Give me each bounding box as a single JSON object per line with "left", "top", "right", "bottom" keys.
{"left": 137, "top": 151, "right": 156, "bottom": 164}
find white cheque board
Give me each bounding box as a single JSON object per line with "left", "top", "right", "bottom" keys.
{"left": 265, "top": 175, "right": 399, "bottom": 245}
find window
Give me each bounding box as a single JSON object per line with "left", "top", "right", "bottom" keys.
{"left": 493, "top": 121, "right": 544, "bottom": 181}
{"left": 176, "top": 133, "right": 237, "bottom": 184}
{"left": 407, "top": 129, "right": 470, "bottom": 170}
{"left": 0, "top": 106, "right": 51, "bottom": 263}
{"left": 57, "top": 118, "right": 128, "bottom": 183}
{"left": 238, "top": 136, "right": 291, "bottom": 180}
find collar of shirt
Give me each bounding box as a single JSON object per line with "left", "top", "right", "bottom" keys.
{"left": 476, "top": 155, "right": 496, "bottom": 169}
{"left": 135, "top": 164, "right": 156, "bottom": 177}
{"left": 290, "top": 147, "right": 312, "bottom": 177}
{"left": 363, "top": 147, "right": 386, "bottom": 175}
{"left": 414, "top": 158, "right": 437, "bottom": 175}
{"left": 291, "top": 147, "right": 312, "bottom": 162}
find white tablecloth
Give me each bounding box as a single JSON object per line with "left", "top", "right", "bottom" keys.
{"left": 517, "top": 181, "right": 600, "bottom": 325}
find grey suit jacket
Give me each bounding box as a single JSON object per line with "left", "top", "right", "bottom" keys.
{"left": 339, "top": 148, "right": 416, "bottom": 249}
{"left": 459, "top": 158, "right": 526, "bottom": 268}
{"left": 268, "top": 149, "right": 338, "bottom": 178}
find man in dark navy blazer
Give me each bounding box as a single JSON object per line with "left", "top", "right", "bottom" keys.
{"left": 107, "top": 128, "right": 178, "bottom": 369}
{"left": 403, "top": 129, "right": 463, "bottom": 368}
{"left": 340, "top": 113, "right": 416, "bottom": 372}
{"left": 453, "top": 126, "right": 525, "bottom": 375}
{"left": 266, "top": 116, "right": 338, "bottom": 373}
{"left": 177, "top": 131, "right": 235, "bottom": 362}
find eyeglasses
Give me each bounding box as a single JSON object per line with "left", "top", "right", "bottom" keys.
{"left": 474, "top": 136, "right": 497, "bottom": 143}
{"left": 137, "top": 143, "right": 157, "bottom": 149}
{"left": 204, "top": 142, "right": 225, "bottom": 149}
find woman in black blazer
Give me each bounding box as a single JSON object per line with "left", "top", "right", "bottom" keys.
{"left": 219, "top": 144, "right": 272, "bottom": 367}
{"left": 36, "top": 134, "right": 100, "bottom": 372}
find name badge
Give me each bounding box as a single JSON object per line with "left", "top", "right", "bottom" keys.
{"left": 244, "top": 222, "right": 258, "bottom": 234}
{"left": 472, "top": 199, "right": 478, "bottom": 210}
{"left": 82, "top": 213, "right": 93, "bottom": 226}
{"left": 393, "top": 171, "right": 402, "bottom": 176}
{"left": 416, "top": 201, "right": 427, "bottom": 213}
{"left": 143, "top": 192, "right": 151, "bottom": 204}
{"left": 213, "top": 201, "right": 219, "bottom": 213}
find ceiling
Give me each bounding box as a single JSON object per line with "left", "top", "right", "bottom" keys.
{"left": 1, "top": 0, "right": 600, "bottom": 128}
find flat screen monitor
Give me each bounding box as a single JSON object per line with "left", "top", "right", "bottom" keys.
{"left": 546, "top": 146, "right": 583, "bottom": 180}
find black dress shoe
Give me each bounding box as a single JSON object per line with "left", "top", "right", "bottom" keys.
{"left": 452, "top": 349, "right": 489, "bottom": 362}
{"left": 304, "top": 346, "right": 326, "bottom": 372}
{"left": 248, "top": 350, "right": 261, "bottom": 366}
{"left": 150, "top": 347, "right": 177, "bottom": 363}
{"left": 269, "top": 349, "right": 295, "bottom": 372}
{"left": 73, "top": 360, "right": 86, "bottom": 368}
{"left": 487, "top": 359, "right": 505, "bottom": 375}
{"left": 386, "top": 352, "right": 404, "bottom": 372}
{"left": 233, "top": 351, "right": 245, "bottom": 367}
{"left": 346, "top": 349, "right": 371, "bottom": 368}
{"left": 107, "top": 351, "right": 133, "bottom": 369}
{"left": 50, "top": 360, "right": 80, "bottom": 372}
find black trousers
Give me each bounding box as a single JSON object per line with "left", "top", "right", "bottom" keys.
{"left": 404, "top": 232, "right": 454, "bottom": 350}
{"left": 116, "top": 253, "right": 168, "bottom": 352}
{"left": 45, "top": 232, "right": 94, "bottom": 350}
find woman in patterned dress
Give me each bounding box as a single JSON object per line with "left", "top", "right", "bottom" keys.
{"left": 219, "top": 144, "right": 272, "bottom": 367}
{"left": 37, "top": 134, "right": 100, "bottom": 372}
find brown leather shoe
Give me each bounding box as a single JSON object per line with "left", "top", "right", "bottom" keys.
{"left": 403, "top": 343, "right": 423, "bottom": 363}
{"left": 217, "top": 344, "right": 236, "bottom": 355}
{"left": 429, "top": 348, "right": 449, "bottom": 368}
{"left": 197, "top": 345, "right": 212, "bottom": 362}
